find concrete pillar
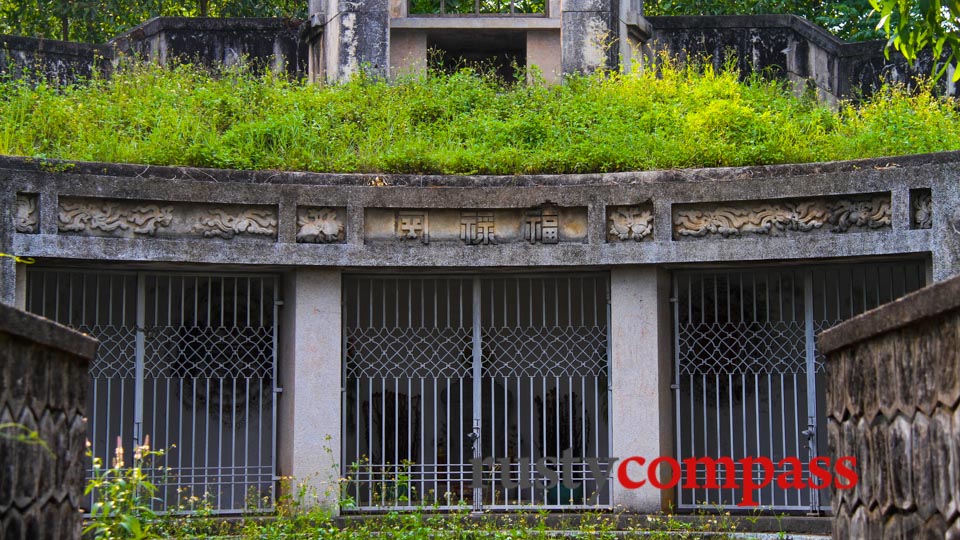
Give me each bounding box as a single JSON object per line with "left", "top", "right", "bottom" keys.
{"left": 389, "top": 30, "right": 427, "bottom": 78}
{"left": 0, "top": 190, "right": 15, "bottom": 306}
{"left": 933, "top": 167, "right": 960, "bottom": 282}
{"left": 277, "top": 268, "right": 342, "bottom": 510}
{"left": 561, "top": 0, "right": 616, "bottom": 76}
{"left": 317, "top": 0, "right": 390, "bottom": 83}
{"left": 526, "top": 30, "right": 562, "bottom": 84}
{"left": 609, "top": 266, "right": 673, "bottom": 512}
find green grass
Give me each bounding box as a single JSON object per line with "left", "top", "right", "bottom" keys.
{"left": 1, "top": 60, "right": 958, "bottom": 175}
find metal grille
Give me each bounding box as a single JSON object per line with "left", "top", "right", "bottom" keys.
{"left": 26, "top": 269, "right": 278, "bottom": 513}
{"left": 673, "top": 260, "right": 927, "bottom": 512}
{"left": 343, "top": 275, "right": 610, "bottom": 511}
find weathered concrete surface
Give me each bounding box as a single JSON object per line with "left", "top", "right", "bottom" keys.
{"left": 1, "top": 17, "right": 306, "bottom": 83}
{"left": 609, "top": 267, "right": 673, "bottom": 512}
{"left": 561, "top": 0, "right": 617, "bottom": 75}
{"left": 820, "top": 275, "right": 960, "bottom": 539}
{"left": 277, "top": 268, "right": 342, "bottom": 511}
{"left": 647, "top": 15, "right": 956, "bottom": 102}
{"left": 0, "top": 303, "right": 97, "bottom": 540}
{"left": 0, "top": 35, "right": 111, "bottom": 84}
{"left": 110, "top": 17, "right": 306, "bottom": 76}
{"left": 316, "top": 0, "right": 390, "bottom": 82}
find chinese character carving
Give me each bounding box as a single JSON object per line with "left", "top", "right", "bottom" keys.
{"left": 524, "top": 204, "right": 560, "bottom": 244}
{"left": 398, "top": 211, "right": 429, "bottom": 244}
{"left": 460, "top": 211, "right": 497, "bottom": 245}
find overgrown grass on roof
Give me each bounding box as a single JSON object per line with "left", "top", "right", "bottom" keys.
{"left": 0, "top": 60, "right": 958, "bottom": 175}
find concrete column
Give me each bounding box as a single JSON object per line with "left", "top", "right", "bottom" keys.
{"left": 561, "top": 0, "right": 616, "bottom": 76}
{"left": 0, "top": 189, "right": 15, "bottom": 306}
{"left": 527, "top": 30, "right": 562, "bottom": 84}
{"left": 933, "top": 167, "right": 960, "bottom": 282}
{"left": 277, "top": 268, "right": 342, "bottom": 510}
{"left": 389, "top": 30, "right": 427, "bottom": 78}
{"left": 609, "top": 266, "right": 673, "bottom": 512}
{"left": 320, "top": 0, "right": 390, "bottom": 83}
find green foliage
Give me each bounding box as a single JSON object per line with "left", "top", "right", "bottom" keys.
{"left": 0, "top": 60, "right": 958, "bottom": 175}
{"left": 870, "top": 0, "right": 960, "bottom": 81}
{"left": 0, "top": 422, "right": 53, "bottom": 455}
{"left": 644, "top": 0, "right": 885, "bottom": 42}
{"left": 409, "top": 0, "right": 546, "bottom": 14}
{"left": 84, "top": 437, "right": 162, "bottom": 540}
{"left": 0, "top": 0, "right": 305, "bottom": 43}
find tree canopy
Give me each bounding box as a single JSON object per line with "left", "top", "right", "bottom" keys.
{"left": 869, "top": 0, "right": 960, "bottom": 81}
{"left": 0, "top": 0, "right": 305, "bottom": 43}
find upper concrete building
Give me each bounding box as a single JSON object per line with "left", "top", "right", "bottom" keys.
{"left": 306, "top": 0, "right": 649, "bottom": 83}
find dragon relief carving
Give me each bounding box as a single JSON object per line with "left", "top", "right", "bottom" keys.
{"left": 608, "top": 207, "right": 653, "bottom": 241}
{"left": 193, "top": 209, "right": 277, "bottom": 239}
{"left": 296, "top": 207, "right": 344, "bottom": 243}
{"left": 674, "top": 196, "right": 890, "bottom": 238}
{"left": 58, "top": 201, "right": 174, "bottom": 236}
{"left": 913, "top": 192, "right": 932, "bottom": 229}
{"left": 15, "top": 194, "right": 38, "bottom": 233}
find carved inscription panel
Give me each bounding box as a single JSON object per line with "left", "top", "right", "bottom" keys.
{"left": 364, "top": 207, "right": 587, "bottom": 245}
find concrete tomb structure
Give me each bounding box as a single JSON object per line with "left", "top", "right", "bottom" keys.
{"left": 0, "top": 0, "right": 958, "bottom": 523}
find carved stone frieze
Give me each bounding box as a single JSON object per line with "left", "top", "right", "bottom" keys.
{"left": 524, "top": 203, "right": 559, "bottom": 244}
{"left": 398, "top": 211, "right": 429, "bottom": 244}
{"left": 673, "top": 194, "right": 891, "bottom": 239}
{"left": 296, "top": 207, "right": 345, "bottom": 244}
{"left": 913, "top": 191, "right": 932, "bottom": 230}
{"left": 460, "top": 211, "right": 497, "bottom": 245}
{"left": 607, "top": 206, "right": 653, "bottom": 242}
{"left": 58, "top": 201, "right": 173, "bottom": 236}
{"left": 14, "top": 194, "right": 38, "bottom": 233}
{"left": 194, "top": 209, "right": 277, "bottom": 239}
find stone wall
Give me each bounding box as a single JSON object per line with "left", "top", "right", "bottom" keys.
{"left": 820, "top": 275, "right": 960, "bottom": 539}
{"left": 1, "top": 17, "right": 306, "bottom": 83}
{"left": 0, "top": 34, "right": 111, "bottom": 84}
{"left": 647, "top": 15, "right": 956, "bottom": 102}
{"left": 0, "top": 303, "right": 98, "bottom": 539}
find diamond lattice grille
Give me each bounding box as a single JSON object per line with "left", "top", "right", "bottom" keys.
{"left": 145, "top": 326, "right": 274, "bottom": 379}
{"left": 80, "top": 324, "right": 138, "bottom": 379}
{"left": 677, "top": 321, "right": 807, "bottom": 375}
{"left": 345, "top": 327, "right": 473, "bottom": 378}
{"left": 481, "top": 326, "right": 607, "bottom": 378}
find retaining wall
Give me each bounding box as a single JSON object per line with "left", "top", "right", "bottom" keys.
{"left": 820, "top": 275, "right": 960, "bottom": 538}
{"left": 0, "top": 303, "right": 97, "bottom": 540}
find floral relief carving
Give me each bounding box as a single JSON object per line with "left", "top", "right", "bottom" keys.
{"left": 296, "top": 207, "right": 344, "bottom": 243}
{"left": 15, "top": 194, "right": 38, "bottom": 233}
{"left": 674, "top": 195, "right": 890, "bottom": 239}
{"left": 193, "top": 209, "right": 277, "bottom": 239}
{"left": 607, "top": 206, "right": 653, "bottom": 241}
{"left": 58, "top": 201, "right": 174, "bottom": 236}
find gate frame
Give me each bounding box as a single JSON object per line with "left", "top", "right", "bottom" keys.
{"left": 23, "top": 266, "right": 282, "bottom": 515}
{"left": 670, "top": 258, "right": 929, "bottom": 514}
{"left": 340, "top": 270, "right": 614, "bottom": 512}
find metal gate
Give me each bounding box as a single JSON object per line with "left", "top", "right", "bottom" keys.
{"left": 25, "top": 269, "right": 278, "bottom": 513}
{"left": 342, "top": 274, "right": 610, "bottom": 511}
{"left": 673, "top": 260, "right": 927, "bottom": 512}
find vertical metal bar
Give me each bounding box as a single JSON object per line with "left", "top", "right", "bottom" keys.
{"left": 134, "top": 273, "right": 146, "bottom": 446}
{"left": 471, "top": 277, "right": 483, "bottom": 511}
{"left": 803, "top": 271, "right": 819, "bottom": 513}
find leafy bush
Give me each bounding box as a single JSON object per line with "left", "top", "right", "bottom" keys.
{"left": 0, "top": 60, "right": 957, "bottom": 175}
